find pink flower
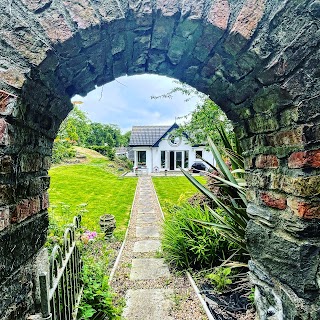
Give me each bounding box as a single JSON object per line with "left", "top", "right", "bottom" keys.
{"left": 84, "top": 230, "right": 97, "bottom": 240}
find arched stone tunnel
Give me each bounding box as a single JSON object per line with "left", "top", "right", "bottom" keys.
{"left": 0, "top": 0, "right": 319, "bottom": 319}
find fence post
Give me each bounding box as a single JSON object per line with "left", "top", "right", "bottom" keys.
{"left": 39, "top": 273, "right": 52, "bottom": 320}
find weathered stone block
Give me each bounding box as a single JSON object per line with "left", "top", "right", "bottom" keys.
{"left": 0, "top": 263, "right": 36, "bottom": 320}
{"left": 246, "top": 172, "right": 270, "bottom": 188}
{"left": 155, "top": 0, "right": 180, "bottom": 17}
{"left": 270, "top": 174, "right": 320, "bottom": 197}
{"left": 63, "top": 0, "right": 99, "bottom": 30}
{"left": 261, "top": 192, "right": 287, "bottom": 210}
{"left": 151, "top": 17, "right": 175, "bottom": 50}
{"left": 206, "top": 0, "right": 230, "bottom": 30}
{"left": 28, "top": 176, "right": 50, "bottom": 197}
{"left": 255, "top": 154, "right": 279, "bottom": 168}
{"left": 0, "top": 155, "right": 14, "bottom": 174}
{"left": 247, "top": 203, "right": 279, "bottom": 227}
{"left": 38, "top": 9, "right": 74, "bottom": 43}
{"left": 304, "top": 123, "right": 320, "bottom": 144}
{"left": 0, "top": 185, "right": 14, "bottom": 206}
{"left": 247, "top": 221, "right": 320, "bottom": 299}
{"left": 167, "top": 35, "right": 189, "bottom": 65}
{"left": 252, "top": 86, "right": 292, "bottom": 114}
{"left": 97, "top": 0, "right": 126, "bottom": 22}
{"left": 280, "top": 107, "right": 299, "bottom": 128}
{"left": 19, "top": 154, "right": 42, "bottom": 173}
{"left": 281, "top": 175, "right": 320, "bottom": 197}
{"left": 0, "top": 91, "right": 17, "bottom": 116}
{"left": 0, "top": 118, "right": 9, "bottom": 146}
{"left": 267, "top": 126, "right": 305, "bottom": 147}
{"left": 41, "top": 192, "right": 49, "bottom": 211}
{"left": 0, "top": 207, "right": 10, "bottom": 231}
{"left": 288, "top": 149, "right": 320, "bottom": 168}
{"left": 0, "top": 212, "right": 48, "bottom": 282}
{"left": 181, "top": 0, "right": 206, "bottom": 19}
{"left": 11, "top": 198, "right": 39, "bottom": 223}
{"left": 248, "top": 114, "right": 279, "bottom": 134}
{"left": 288, "top": 198, "right": 320, "bottom": 219}
{"left": 231, "top": 0, "right": 266, "bottom": 40}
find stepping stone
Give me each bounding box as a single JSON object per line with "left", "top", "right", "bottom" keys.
{"left": 137, "top": 201, "right": 153, "bottom": 207}
{"left": 139, "top": 195, "right": 153, "bottom": 200}
{"left": 139, "top": 195, "right": 153, "bottom": 199}
{"left": 136, "top": 215, "right": 157, "bottom": 224}
{"left": 130, "top": 259, "right": 170, "bottom": 280}
{"left": 138, "top": 207, "right": 155, "bottom": 214}
{"left": 123, "top": 289, "right": 174, "bottom": 320}
{"left": 133, "top": 240, "right": 161, "bottom": 253}
{"left": 136, "top": 226, "right": 160, "bottom": 238}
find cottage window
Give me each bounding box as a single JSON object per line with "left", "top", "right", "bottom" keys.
{"left": 161, "top": 151, "right": 166, "bottom": 168}
{"left": 196, "top": 150, "right": 203, "bottom": 159}
{"left": 176, "top": 152, "right": 182, "bottom": 168}
{"left": 184, "top": 151, "right": 189, "bottom": 168}
{"left": 137, "top": 151, "right": 146, "bottom": 166}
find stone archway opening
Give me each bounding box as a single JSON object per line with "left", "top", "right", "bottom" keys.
{"left": 70, "top": 74, "right": 204, "bottom": 131}
{"left": 0, "top": 0, "right": 319, "bottom": 319}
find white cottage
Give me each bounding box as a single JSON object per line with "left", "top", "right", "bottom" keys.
{"left": 129, "top": 123, "right": 214, "bottom": 174}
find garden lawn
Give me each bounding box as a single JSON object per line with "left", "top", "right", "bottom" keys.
{"left": 49, "top": 159, "right": 137, "bottom": 239}
{"left": 152, "top": 176, "right": 206, "bottom": 214}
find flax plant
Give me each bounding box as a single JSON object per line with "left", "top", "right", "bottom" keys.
{"left": 181, "top": 126, "right": 249, "bottom": 253}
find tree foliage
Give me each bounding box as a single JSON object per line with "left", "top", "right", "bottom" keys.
{"left": 53, "top": 104, "right": 131, "bottom": 163}
{"left": 151, "top": 80, "right": 233, "bottom": 147}
{"left": 176, "top": 99, "right": 233, "bottom": 147}
{"left": 57, "top": 105, "right": 131, "bottom": 147}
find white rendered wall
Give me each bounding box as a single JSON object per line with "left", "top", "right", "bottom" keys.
{"left": 132, "top": 137, "right": 215, "bottom": 173}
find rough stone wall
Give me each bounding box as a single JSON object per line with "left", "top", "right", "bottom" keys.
{"left": 0, "top": 0, "right": 319, "bottom": 319}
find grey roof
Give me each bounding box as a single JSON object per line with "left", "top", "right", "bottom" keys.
{"left": 129, "top": 125, "right": 172, "bottom": 146}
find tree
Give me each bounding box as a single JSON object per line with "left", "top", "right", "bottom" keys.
{"left": 120, "top": 131, "right": 131, "bottom": 146}
{"left": 175, "top": 99, "right": 233, "bottom": 147}
{"left": 57, "top": 105, "right": 91, "bottom": 145}
{"left": 84, "top": 123, "right": 124, "bottom": 147}
{"left": 152, "top": 81, "right": 234, "bottom": 147}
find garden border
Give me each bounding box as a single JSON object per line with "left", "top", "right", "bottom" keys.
{"left": 152, "top": 176, "right": 216, "bottom": 320}
{"left": 108, "top": 179, "right": 139, "bottom": 284}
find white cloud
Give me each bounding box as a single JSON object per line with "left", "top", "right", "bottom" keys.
{"left": 72, "top": 74, "right": 202, "bottom": 133}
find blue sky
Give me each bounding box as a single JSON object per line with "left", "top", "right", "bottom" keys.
{"left": 72, "top": 74, "right": 203, "bottom": 133}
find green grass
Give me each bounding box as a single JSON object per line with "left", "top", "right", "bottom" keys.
{"left": 49, "top": 157, "right": 137, "bottom": 239}
{"left": 152, "top": 176, "right": 206, "bottom": 214}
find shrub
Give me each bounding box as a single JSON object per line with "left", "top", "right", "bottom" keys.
{"left": 78, "top": 241, "right": 121, "bottom": 320}
{"left": 161, "top": 204, "right": 229, "bottom": 270}
{"left": 114, "top": 155, "right": 133, "bottom": 170}
{"left": 88, "top": 145, "right": 115, "bottom": 160}
{"left": 46, "top": 205, "right": 121, "bottom": 320}
{"left": 206, "top": 267, "right": 233, "bottom": 293}
{"left": 52, "top": 139, "right": 76, "bottom": 163}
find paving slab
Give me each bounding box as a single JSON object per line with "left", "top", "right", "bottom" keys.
{"left": 136, "top": 215, "right": 158, "bottom": 224}
{"left": 130, "top": 258, "right": 170, "bottom": 280}
{"left": 137, "top": 196, "right": 154, "bottom": 202}
{"left": 133, "top": 240, "right": 161, "bottom": 253}
{"left": 123, "top": 289, "right": 174, "bottom": 320}
{"left": 136, "top": 226, "right": 159, "bottom": 237}
{"left": 138, "top": 207, "right": 155, "bottom": 214}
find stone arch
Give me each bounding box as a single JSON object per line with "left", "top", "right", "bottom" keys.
{"left": 0, "top": 0, "right": 319, "bottom": 319}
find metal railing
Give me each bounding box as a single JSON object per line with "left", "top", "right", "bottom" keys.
{"left": 39, "top": 216, "right": 83, "bottom": 320}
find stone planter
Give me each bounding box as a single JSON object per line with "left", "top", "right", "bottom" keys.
{"left": 99, "top": 214, "right": 116, "bottom": 239}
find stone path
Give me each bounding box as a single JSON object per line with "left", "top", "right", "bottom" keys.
{"left": 110, "top": 177, "right": 206, "bottom": 320}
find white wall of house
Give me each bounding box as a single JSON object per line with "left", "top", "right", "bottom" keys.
{"left": 132, "top": 135, "right": 214, "bottom": 173}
